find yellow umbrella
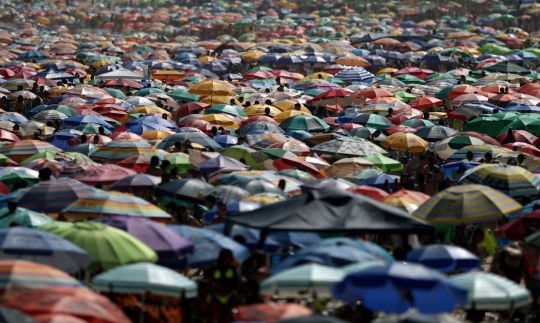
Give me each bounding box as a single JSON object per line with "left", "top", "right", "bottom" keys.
{"left": 376, "top": 68, "right": 398, "bottom": 75}
{"left": 36, "top": 17, "right": 51, "bottom": 25}
{"left": 335, "top": 56, "right": 370, "bottom": 67}
{"left": 200, "top": 95, "right": 240, "bottom": 106}
{"left": 200, "top": 114, "right": 240, "bottom": 128}
{"left": 50, "top": 87, "right": 69, "bottom": 97}
{"left": 152, "top": 69, "right": 184, "bottom": 81}
{"left": 189, "top": 80, "right": 235, "bottom": 96}
{"left": 272, "top": 101, "right": 312, "bottom": 114}
{"left": 305, "top": 72, "right": 333, "bottom": 79}
{"left": 140, "top": 130, "right": 175, "bottom": 140}
{"left": 274, "top": 110, "right": 311, "bottom": 124}
{"left": 382, "top": 197, "right": 420, "bottom": 214}
{"left": 241, "top": 50, "right": 265, "bottom": 61}
{"left": 324, "top": 157, "right": 375, "bottom": 178}
{"left": 199, "top": 56, "right": 216, "bottom": 63}
{"left": 381, "top": 133, "right": 429, "bottom": 153}
{"left": 243, "top": 104, "right": 281, "bottom": 117}
{"left": 131, "top": 106, "right": 172, "bottom": 118}
{"left": 242, "top": 195, "right": 286, "bottom": 205}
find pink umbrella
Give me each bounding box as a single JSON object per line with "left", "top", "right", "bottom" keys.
{"left": 74, "top": 164, "right": 137, "bottom": 185}
{"left": 450, "top": 93, "right": 488, "bottom": 105}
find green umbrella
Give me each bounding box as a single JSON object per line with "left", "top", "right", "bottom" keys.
{"left": 92, "top": 262, "right": 198, "bottom": 298}
{"left": 484, "top": 61, "right": 529, "bottom": 74}
{"left": 134, "top": 88, "right": 165, "bottom": 96}
{"left": 75, "top": 123, "right": 113, "bottom": 135}
{"left": 0, "top": 173, "right": 39, "bottom": 188}
{"left": 53, "top": 105, "right": 76, "bottom": 117}
{"left": 303, "top": 89, "right": 326, "bottom": 97}
{"left": 394, "top": 91, "right": 417, "bottom": 102}
{"left": 0, "top": 206, "right": 52, "bottom": 228}
{"left": 20, "top": 151, "right": 69, "bottom": 165}
{"left": 169, "top": 90, "right": 200, "bottom": 102}
{"left": 463, "top": 117, "right": 506, "bottom": 137}
{"left": 526, "top": 72, "right": 540, "bottom": 80}
{"left": 491, "top": 112, "right": 521, "bottom": 125}
{"left": 471, "top": 70, "right": 493, "bottom": 79}
{"left": 39, "top": 221, "right": 158, "bottom": 272}
{"left": 252, "top": 148, "right": 296, "bottom": 162}
{"left": 238, "top": 33, "right": 257, "bottom": 41}
{"left": 425, "top": 73, "right": 454, "bottom": 82}
{"left": 247, "top": 66, "right": 273, "bottom": 73}
{"left": 435, "top": 85, "right": 459, "bottom": 100}
{"left": 182, "top": 76, "right": 205, "bottom": 83}
{"left": 165, "top": 153, "right": 193, "bottom": 173}
{"left": 499, "top": 116, "right": 540, "bottom": 135}
{"left": 64, "top": 152, "right": 93, "bottom": 162}
{"left": 206, "top": 104, "right": 247, "bottom": 117}
{"left": 102, "top": 88, "right": 126, "bottom": 99}
{"left": 401, "top": 119, "right": 435, "bottom": 127}
{"left": 277, "top": 169, "right": 316, "bottom": 183}
{"left": 324, "top": 78, "right": 345, "bottom": 85}
{"left": 500, "top": 14, "right": 515, "bottom": 20}
{"left": 363, "top": 155, "right": 404, "bottom": 172}
{"left": 375, "top": 74, "right": 394, "bottom": 80}
{"left": 220, "top": 145, "right": 260, "bottom": 170}
{"left": 395, "top": 74, "right": 425, "bottom": 85}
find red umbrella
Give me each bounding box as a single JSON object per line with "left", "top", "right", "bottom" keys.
{"left": 390, "top": 42, "right": 422, "bottom": 53}
{"left": 268, "top": 141, "right": 310, "bottom": 156}
{"left": 322, "top": 117, "right": 339, "bottom": 128}
{"left": 236, "top": 303, "right": 312, "bottom": 323}
{"left": 240, "top": 116, "right": 278, "bottom": 126}
{"left": 386, "top": 125, "right": 416, "bottom": 134}
{"left": 447, "top": 110, "right": 467, "bottom": 121}
{"left": 382, "top": 189, "right": 430, "bottom": 204}
{"left": 94, "top": 98, "right": 127, "bottom": 106}
{"left": 117, "top": 155, "right": 152, "bottom": 172}
{"left": 322, "top": 64, "right": 346, "bottom": 75}
{"left": 340, "top": 123, "right": 363, "bottom": 131}
{"left": 494, "top": 210, "right": 540, "bottom": 241}
{"left": 481, "top": 85, "right": 516, "bottom": 94}
{"left": 174, "top": 102, "right": 211, "bottom": 119}
{"left": 68, "top": 134, "right": 112, "bottom": 146}
{"left": 390, "top": 115, "right": 411, "bottom": 125}
{"left": 272, "top": 70, "right": 302, "bottom": 81}
{"left": 357, "top": 88, "right": 394, "bottom": 98}
{"left": 504, "top": 142, "right": 540, "bottom": 157}
{"left": 408, "top": 96, "right": 442, "bottom": 110}
{"left": 447, "top": 85, "right": 481, "bottom": 99}
{"left": 243, "top": 70, "right": 275, "bottom": 81}
{"left": 394, "top": 67, "right": 434, "bottom": 80}
{"left": 34, "top": 77, "right": 57, "bottom": 87}
{"left": 518, "top": 83, "right": 540, "bottom": 94}
{"left": 450, "top": 131, "right": 502, "bottom": 146}
{"left": 0, "top": 129, "right": 19, "bottom": 142}
{"left": 488, "top": 93, "right": 518, "bottom": 105}
{"left": 496, "top": 130, "right": 538, "bottom": 145}
{"left": 347, "top": 185, "right": 389, "bottom": 201}
{"left": 0, "top": 181, "right": 9, "bottom": 194}
{"left": 179, "top": 119, "right": 209, "bottom": 128}
{"left": 74, "top": 164, "right": 137, "bottom": 186}
{"left": 326, "top": 104, "right": 343, "bottom": 113}
{"left": 99, "top": 79, "right": 144, "bottom": 89}
{"left": 109, "top": 132, "right": 145, "bottom": 142}
{"left": 273, "top": 158, "right": 324, "bottom": 178}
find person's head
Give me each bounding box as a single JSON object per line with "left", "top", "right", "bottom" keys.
{"left": 518, "top": 153, "right": 525, "bottom": 164}
{"left": 98, "top": 126, "right": 105, "bottom": 134}
{"left": 493, "top": 108, "right": 499, "bottom": 114}
{"left": 211, "top": 126, "right": 218, "bottom": 135}
{"left": 534, "top": 203, "right": 540, "bottom": 211}
{"left": 217, "top": 200, "right": 227, "bottom": 217}
{"left": 237, "top": 97, "right": 244, "bottom": 104}
{"left": 466, "top": 151, "right": 473, "bottom": 161}
{"left": 205, "top": 195, "right": 216, "bottom": 208}
{"left": 161, "top": 172, "right": 171, "bottom": 183}
{"left": 39, "top": 168, "right": 52, "bottom": 181}
{"left": 150, "top": 156, "right": 160, "bottom": 167}
{"left": 80, "top": 134, "right": 87, "bottom": 143}
{"left": 7, "top": 200, "right": 17, "bottom": 213}
{"left": 294, "top": 103, "right": 301, "bottom": 111}
{"left": 46, "top": 121, "right": 53, "bottom": 127}
{"left": 484, "top": 152, "right": 493, "bottom": 163}
{"left": 18, "top": 180, "right": 27, "bottom": 188}
{"left": 419, "top": 154, "right": 428, "bottom": 165}
{"left": 264, "top": 99, "right": 272, "bottom": 106}
{"left": 372, "top": 129, "right": 381, "bottom": 138}
{"left": 161, "top": 160, "right": 171, "bottom": 172}
{"left": 237, "top": 136, "right": 245, "bottom": 145}
{"left": 278, "top": 179, "right": 286, "bottom": 191}
{"left": 387, "top": 107, "right": 393, "bottom": 115}
{"left": 423, "top": 112, "right": 430, "bottom": 120}
{"left": 501, "top": 244, "right": 524, "bottom": 269}
{"left": 17, "top": 95, "right": 23, "bottom": 102}
{"left": 174, "top": 141, "right": 182, "bottom": 150}
{"left": 217, "top": 248, "right": 234, "bottom": 267}
{"left": 93, "top": 135, "right": 99, "bottom": 145}
{"left": 13, "top": 124, "right": 19, "bottom": 131}
{"left": 254, "top": 100, "right": 260, "bottom": 105}
{"left": 473, "top": 229, "right": 485, "bottom": 244}
{"left": 229, "top": 98, "right": 236, "bottom": 105}
{"left": 507, "top": 158, "right": 517, "bottom": 166}
{"left": 521, "top": 195, "right": 532, "bottom": 206}
{"left": 264, "top": 107, "right": 271, "bottom": 116}
{"left": 162, "top": 113, "right": 168, "bottom": 120}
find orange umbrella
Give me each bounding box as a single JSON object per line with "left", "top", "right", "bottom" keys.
{"left": 335, "top": 56, "right": 370, "bottom": 67}
{"left": 381, "top": 190, "right": 430, "bottom": 204}
{"left": 236, "top": 303, "right": 312, "bottom": 323}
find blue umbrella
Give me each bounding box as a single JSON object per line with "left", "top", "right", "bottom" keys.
{"left": 314, "top": 238, "right": 394, "bottom": 263}
{"left": 163, "top": 225, "right": 249, "bottom": 268}
{"left": 61, "top": 115, "right": 114, "bottom": 131}
{"left": 271, "top": 244, "right": 380, "bottom": 274}
{"left": 336, "top": 113, "right": 361, "bottom": 125}
{"left": 365, "top": 55, "right": 386, "bottom": 67}
{"left": 275, "top": 56, "right": 303, "bottom": 66}
{"left": 126, "top": 122, "right": 172, "bottom": 135}
{"left": 440, "top": 161, "right": 481, "bottom": 180}
{"left": 401, "top": 20, "right": 416, "bottom": 27}
{"left": 198, "top": 155, "right": 248, "bottom": 173}
{"left": 0, "top": 227, "right": 90, "bottom": 273}
{"left": 420, "top": 54, "right": 454, "bottom": 65}
{"left": 267, "top": 231, "right": 321, "bottom": 248}
{"left": 44, "top": 132, "right": 78, "bottom": 150}
{"left": 285, "top": 130, "right": 312, "bottom": 141}
{"left": 359, "top": 174, "right": 400, "bottom": 191}
{"left": 180, "top": 58, "right": 201, "bottom": 66}
{"left": 381, "top": 51, "right": 404, "bottom": 60}
{"left": 334, "top": 69, "right": 375, "bottom": 82}
{"left": 503, "top": 104, "right": 540, "bottom": 113}
{"left": 0, "top": 189, "right": 27, "bottom": 208}
{"left": 513, "top": 50, "right": 537, "bottom": 61}
{"left": 258, "top": 54, "right": 281, "bottom": 65}
{"left": 203, "top": 201, "right": 261, "bottom": 223}
{"left": 214, "top": 135, "right": 238, "bottom": 147}
{"left": 125, "top": 116, "right": 178, "bottom": 130}
{"left": 407, "top": 244, "right": 481, "bottom": 273}
{"left": 352, "top": 49, "right": 371, "bottom": 57}
{"left": 0, "top": 113, "right": 27, "bottom": 124}
{"left": 332, "top": 262, "right": 468, "bottom": 314}
{"left": 201, "top": 61, "right": 228, "bottom": 75}
{"left": 207, "top": 223, "right": 281, "bottom": 253}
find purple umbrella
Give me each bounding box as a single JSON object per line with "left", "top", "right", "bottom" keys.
{"left": 301, "top": 178, "right": 356, "bottom": 193}
{"left": 198, "top": 155, "right": 249, "bottom": 173}
{"left": 109, "top": 174, "right": 161, "bottom": 193}
{"left": 96, "top": 216, "right": 194, "bottom": 259}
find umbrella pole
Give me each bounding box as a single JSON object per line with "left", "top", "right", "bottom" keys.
{"left": 139, "top": 292, "right": 147, "bottom": 323}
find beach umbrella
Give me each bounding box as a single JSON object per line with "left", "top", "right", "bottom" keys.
{"left": 92, "top": 263, "right": 197, "bottom": 298}
{"left": 204, "top": 185, "right": 251, "bottom": 201}
{"left": 2, "top": 287, "right": 131, "bottom": 323}
{"left": 236, "top": 303, "right": 312, "bottom": 323}
{"left": 207, "top": 223, "right": 282, "bottom": 253}
{"left": 155, "top": 179, "right": 213, "bottom": 204}
{"left": 164, "top": 225, "right": 248, "bottom": 268}
{"left": 310, "top": 138, "right": 380, "bottom": 158}
{"left": 95, "top": 216, "right": 193, "bottom": 259}
{"left": 198, "top": 155, "right": 248, "bottom": 173}
{"left": 39, "top": 221, "right": 157, "bottom": 272}
{"left": 332, "top": 262, "right": 468, "bottom": 314}
{"left": 0, "top": 227, "right": 90, "bottom": 274}
{"left": 157, "top": 132, "right": 222, "bottom": 151}
{"left": 451, "top": 272, "right": 531, "bottom": 310}
{"left": 413, "top": 126, "right": 456, "bottom": 143}
{"left": 203, "top": 201, "right": 262, "bottom": 224}
{"left": 73, "top": 164, "right": 137, "bottom": 186}
{"left": 62, "top": 191, "right": 172, "bottom": 221}
{"left": 458, "top": 164, "right": 540, "bottom": 199}
{"left": 351, "top": 114, "right": 393, "bottom": 129}
{"left": 18, "top": 179, "right": 96, "bottom": 214}
{"left": 188, "top": 80, "right": 235, "bottom": 96}
{"left": 109, "top": 174, "right": 160, "bottom": 193}
{"left": 381, "top": 133, "right": 429, "bottom": 153}
{"left": 446, "top": 145, "right": 512, "bottom": 162}
{"left": 0, "top": 260, "right": 82, "bottom": 292}
{"left": 279, "top": 115, "right": 330, "bottom": 133}
{"left": 260, "top": 264, "right": 344, "bottom": 298}
{"left": 277, "top": 169, "right": 317, "bottom": 183}
{"left": 90, "top": 141, "right": 158, "bottom": 163}
{"left": 406, "top": 244, "right": 481, "bottom": 273}
{"left": 61, "top": 115, "right": 114, "bottom": 131}
{"left": 0, "top": 206, "right": 52, "bottom": 228}
{"left": 433, "top": 136, "right": 486, "bottom": 160}
{"left": 413, "top": 184, "right": 522, "bottom": 225}
{"left": 0, "top": 141, "right": 61, "bottom": 163}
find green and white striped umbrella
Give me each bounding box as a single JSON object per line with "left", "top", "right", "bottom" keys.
{"left": 92, "top": 263, "right": 198, "bottom": 298}
{"left": 260, "top": 264, "right": 344, "bottom": 298}
{"left": 451, "top": 272, "right": 531, "bottom": 310}
{"left": 433, "top": 136, "right": 485, "bottom": 160}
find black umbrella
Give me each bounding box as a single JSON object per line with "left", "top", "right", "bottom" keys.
{"left": 227, "top": 187, "right": 433, "bottom": 234}
{"left": 204, "top": 185, "right": 250, "bottom": 202}
{"left": 155, "top": 179, "right": 213, "bottom": 204}
{"left": 413, "top": 126, "right": 457, "bottom": 142}
{"left": 157, "top": 132, "right": 222, "bottom": 151}
{"left": 483, "top": 61, "right": 529, "bottom": 74}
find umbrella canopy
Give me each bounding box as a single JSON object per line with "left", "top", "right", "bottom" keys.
{"left": 155, "top": 179, "right": 213, "bottom": 204}
{"left": 406, "top": 244, "right": 481, "bottom": 273}
{"left": 413, "top": 184, "right": 522, "bottom": 225}
{"left": 381, "top": 133, "right": 429, "bottom": 153}
{"left": 0, "top": 206, "right": 52, "bottom": 228}
{"left": 92, "top": 263, "right": 197, "bottom": 298}
{"left": 0, "top": 260, "right": 82, "bottom": 292}
{"left": 0, "top": 227, "right": 90, "bottom": 274}
{"left": 0, "top": 141, "right": 61, "bottom": 163}
{"left": 38, "top": 221, "right": 158, "bottom": 272}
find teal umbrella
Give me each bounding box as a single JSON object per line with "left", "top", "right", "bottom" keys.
{"left": 205, "top": 104, "right": 247, "bottom": 117}
{"left": 0, "top": 206, "right": 52, "bottom": 228}
{"left": 92, "top": 263, "right": 198, "bottom": 298}
{"left": 134, "top": 88, "right": 165, "bottom": 96}
{"left": 462, "top": 117, "right": 506, "bottom": 137}
{"left": 102, "top": 87, "right": 127, "bottom": 99}
{"left": 169, "top": 90, "right": 200, "bottom": 102}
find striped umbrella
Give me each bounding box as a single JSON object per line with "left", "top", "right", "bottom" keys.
{"left": 90, "top": 141, "right": 159, "bottom": 163}
{"left": 58, "top": 162, "right": 99, "bottom": 178}
{"left": 458, "top": 164, "right": 540, "bottom": 199}
{"left": 446, "top": 145, "right": 512, "bottom": 162}
{"left": 413, "top": 184, "right": 522, "bottom": 225}
{"left": 74, "top": 165, "right": 137, "bottom": 186}
{"left": 0, "top": 140, "right": 61, "bottom": 163}
{"left": 62, "top": 191, "right": 172, "bottom": 221}
{"left": 0, "top": 260, "right": 82, "bottom": 293}
{"left": 18, "top": 178, "right": 97, "bottom": 214}
{"left": 451, "top": 272, "right": 531, "bottom": 310}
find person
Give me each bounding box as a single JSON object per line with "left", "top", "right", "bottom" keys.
{"left": 39, "top": 168, "right": 52, "bottom": 181}
{"left": 11, "top": 124, "right": 23, "bottom": 139}
{"left": 277, "top": 179, "right": 286, "bottom": 191}
{"left": 384, "top": 107, "right": 393, "bottom": 118}
{"left": 369, "top": 129, "right": 381, "bottom": 143}
{"left": 146, "top": 156, "right": 163, "bottom": 177}
{"left": 209, "top": 249, "right": 242, "bottom": 323}
{"left": 205, "top": 195, "right": 216, "bottom": 210}
{"left": 415, "top": 155, "right": 429, "bottom": 176}
{"left": 517, "top": 153, "right": 526, "bottom": 168}
{"left": 93, "top": 135, "right": 100, "bottom": 146}
{"left": 14, "top": 95, "right": 24, "bottom": 114}
{"left": 490, "top": 244, "right": 532, "bottom": 287}
{"left": 241, "top": 252, "right": 269, "bottom": 304}
{"left": 211, "top": 201, "right": 227, "bottom": 225}
{"left": 463, "top": 151, "right": 474, "bottom": 162}
{"left": 507, "top": 158, "right": 518, "bottom": 165}
{"left": 465, "top": 229, "right": 487, "bottom": 259}
{"left": 484, "top": 152, "right": 493, "bottom": 164}
{"left": 264, "top": 107, "right": 272, "bottom": 118}
{"left": 173, "top": 142, "right": 183, "bottom": 153}
{"left": 176, "top": 204, "right": 202, "bottom": 227}
{"left": 161, "top": 160, "right": 171, "bottom": 174}
{"left": 98, "top": 126, "right": 106, "bottom": 136}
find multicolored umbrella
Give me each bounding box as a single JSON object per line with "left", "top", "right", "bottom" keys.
{"left": 0, "top": 141, "right": 61, "bottom": 163}
{"left": 74, "top": 164, "right": 137, "bottom": 186}
{"left": 90, "top": 141, "right": 159, "bottom": 163}
{"left": 413, "top": 184, "right": 522, "bottom": 224}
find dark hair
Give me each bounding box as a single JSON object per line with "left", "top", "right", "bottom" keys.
{"left": 150, "top": 156, "right": 160, "bottom": 166}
